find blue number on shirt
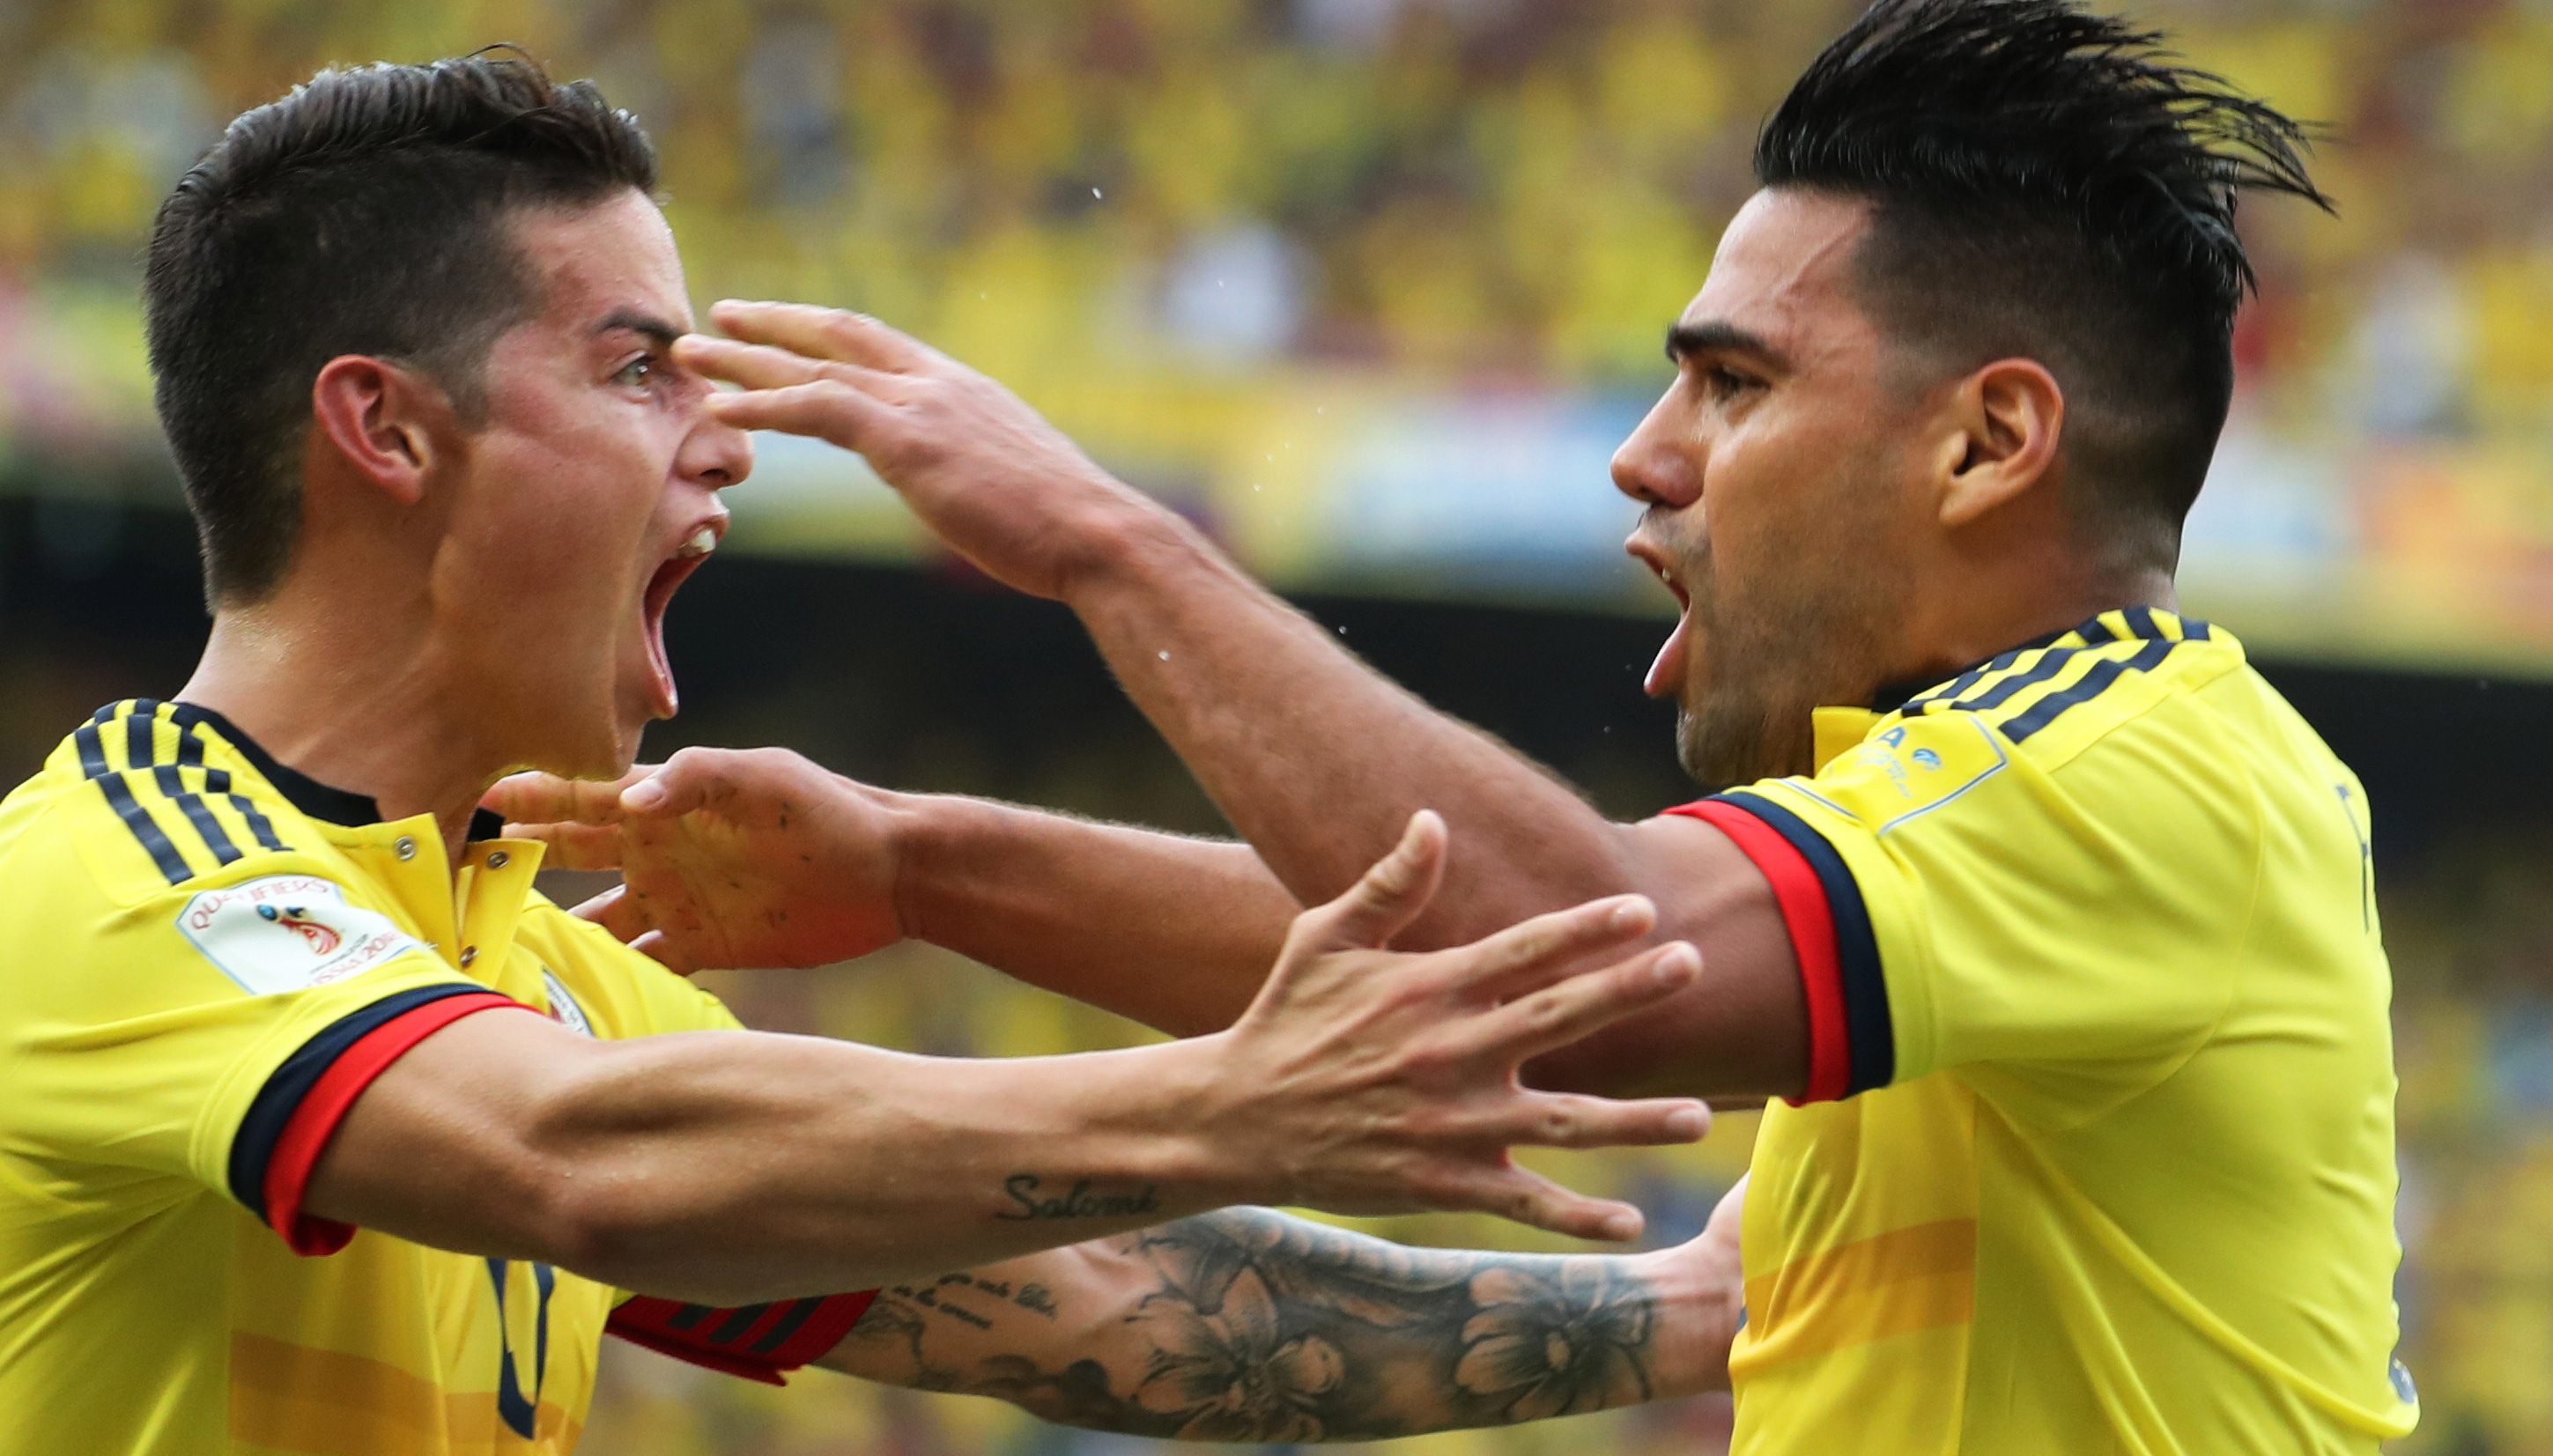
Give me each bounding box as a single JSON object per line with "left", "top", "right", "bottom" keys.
{"left": 488, "top": 1258, "right": 557, "bottom": 1439}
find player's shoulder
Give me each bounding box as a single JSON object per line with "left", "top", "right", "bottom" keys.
{"left": 1892, "top": 606, "right": 2244, "bottom": 771}
{"left": 0, "top": 705, "right": 447, "bottom": 1019}
{"left": 1735, "top": 610, "right": 2268, "bottom": 855}
{"left": 4, "top": 700, "right": 358, "bottom": 913}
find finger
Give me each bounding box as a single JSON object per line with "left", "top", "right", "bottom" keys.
{"left": 1446, "top": 1163, "right": 1648, "bottom": 1245}
{"left": 503, "top": 821, "right": 627, "bottom": 871}
{"left": 1458, "top": 941, "right": 1701, "bottom": 1065}
{"left": 1293, "top": 810, "right": 1447, "bottom": 953}
{"left": 618, "top": 750, "right": 749, "bottom": 817}
{"left": 1488, "top": 1090, "right": 1711, "bottom": 1151}
{"left": 626, "top": 928, "right": 699, "bottom": 976}
{"left": 711, "top": 299, "right": 941, "bottom": 374}
{"left": 705, "top": 380, "right": 897, "bottom": 448}
{"left": 482, "top": 767, "right": 652, "bottom": 824}
{"left": 1432, "top": 893, "right": 1659, "bottom": 1001}
{"left": 677, "top": 335, "right": 912, "bottom": 402}
{"left": 673, "top": 333, "right": 830, "bottom": 389}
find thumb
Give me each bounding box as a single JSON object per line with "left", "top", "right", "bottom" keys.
{"left": 1296, "top": 810, "right": 1447, "bottom": 953}
{"left": 619, "top": 754, "right": 727, "bottom": 817}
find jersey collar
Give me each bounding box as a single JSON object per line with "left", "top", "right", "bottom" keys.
{"left": 1810, "top": 606, "right": 2218, "bottom": 772}
{"left": 1862, "top": 605, "right": 2214, "bottom": 715}
{"left": 167, "top": 702, "right": 507, "bottom": 842}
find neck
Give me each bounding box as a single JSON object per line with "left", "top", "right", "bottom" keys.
{"left": 180, "top": 595, "right": 500, "bottom": 864}
{"left": 1892, "top": 552, "right": 2183, "bottom": 699}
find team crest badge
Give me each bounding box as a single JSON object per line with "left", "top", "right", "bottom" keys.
{"left": 179, "top": 875, "right": 422, "bottom": 995}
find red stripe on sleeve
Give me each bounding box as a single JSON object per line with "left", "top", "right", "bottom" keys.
{"left": 609, "top": 1291, "right": 880, "bottom": 1385}
{"left": 263, "top": 991, "right": 527, "bottom": 1256}
{"left": 1663, "top": 800, "right": 1851, "bottom": 1103}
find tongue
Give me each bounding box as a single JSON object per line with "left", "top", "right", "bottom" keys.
{"left": 1646, "top": 610, "right": 1692, "bottom": 699}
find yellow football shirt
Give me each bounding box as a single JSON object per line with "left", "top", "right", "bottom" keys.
{"left": 0, "top": 699, "right": 846, "bottom": 1456}
{"left": 1670, "top": 609, "right": 2415, "bottom": 1453}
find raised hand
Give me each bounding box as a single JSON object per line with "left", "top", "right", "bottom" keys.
{"left": 674, "top": 300, "right": 1175, "bottom": 601}
{"left": 1203, "top": 810, "right": 1710, "bottom": 1243}
{"left": 485, "top": 747, "right": 902, "bottom": 972}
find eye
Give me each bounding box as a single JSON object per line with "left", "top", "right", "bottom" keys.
{"left": 1704, "top": 364, "right": 1759, "bottom": 401}
{"left": 610, "top": 354, "right": 659, "bottom": 390}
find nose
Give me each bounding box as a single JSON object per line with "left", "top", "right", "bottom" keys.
{"left": 1610, "top": 386, "right": 1700, "bottom": 509}
{"left": 679, "top": 408, "right": 754, "bottom": 492}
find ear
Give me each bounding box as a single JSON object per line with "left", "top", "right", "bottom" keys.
{"left": 1933, "top": 358, "right": 2064, "bottom": 528}
{"left": 308, "top": 355, "right": 451, "bottom": 507}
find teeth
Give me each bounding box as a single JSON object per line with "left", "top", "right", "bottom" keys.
{"left": 677, "top": 526, "right": 718, "bottom": 558}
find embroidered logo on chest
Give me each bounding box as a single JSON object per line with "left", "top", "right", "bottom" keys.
{"left": 177, "top": 875, "right": 422, "bottom": 995}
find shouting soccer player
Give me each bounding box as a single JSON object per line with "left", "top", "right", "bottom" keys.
{"left": 0, "top": 55, "right": 1762, "bottom": 1456}
{"left": 503, "top": 0, "right": 2421, "bottom": 1450}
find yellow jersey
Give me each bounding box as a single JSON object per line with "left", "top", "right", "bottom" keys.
{"left": 1670, "top": 609, "right": 2416, "bottom": 1454}
{"left": 0, "top": 700, "right": 868, "bottom": 1456}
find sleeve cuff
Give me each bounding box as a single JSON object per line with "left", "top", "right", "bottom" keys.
{"left": 1665, "top": 791, "right": 1894, "bottom": 1101}
{"left": 607, "top": 1291, "right": 881, "bottom": 1385}
{"left": 227, "top": 985, "right": 529, "bottom": 1255}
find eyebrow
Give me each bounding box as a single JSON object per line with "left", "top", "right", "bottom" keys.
{"left": 591, "top": 307, "right": 684, "bottom": 351}
{"left": 1665, "top": 320, "right": 1788, "bottom": 370}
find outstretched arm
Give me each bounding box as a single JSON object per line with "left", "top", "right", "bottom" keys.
{"left": 819, "top": 1186, "right": 1745, "bottom": 1442}
{"left": 309, "top": 817, "right": 1711, "bottom": 1305}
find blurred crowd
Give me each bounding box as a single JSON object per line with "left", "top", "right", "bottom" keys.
{"left": 8, "top": 0, "right": 2553, "bottom": 414}
{"left": 7, "top": 0, "right": 2553, "bottom": 1452}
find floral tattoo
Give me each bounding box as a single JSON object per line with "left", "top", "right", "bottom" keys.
{"left": 842, "top": 1208, "right": 1662, "bottom": 1443}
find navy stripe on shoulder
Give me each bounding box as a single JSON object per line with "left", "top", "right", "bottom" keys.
{"left": 75, "top": 717, "right": 193, "bottom": 885}
{"left": 1717, "top": 789, "right": 1894, "bottom": 1094}
{"left": 227, "top": 984, "right": 493, "bottom": 1217}
{"left": 119, "top": 700, "right": 249, "bottom": 871}
{"left": 2001, "top": 637, "right": 2177, "bottom": 744}
{"left": 162, "top": 706, "right": 293, "bottom": 854}
{"left": 1959, "top": 646, "right": 2082, "bottom": 713}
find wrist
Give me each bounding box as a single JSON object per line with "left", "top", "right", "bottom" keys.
{"left": 1132, "top": 1030, "right": 1290, "bottom": 1210}
{"left": 1052, "top": 488, "right": 1217, "bottom": 610}
{"left": 1633, "top": 1245, "right": 1738, "bottom": 1397}
{"left": 879, "top": 788, "right": 980, "bottom": 949}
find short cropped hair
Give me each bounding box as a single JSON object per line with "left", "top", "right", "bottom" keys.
{"left": 144, "top": 52, "right": 657, "bottom": 606}
{"left": 1756, "top": 0, "right": 2328, "bottom": 565}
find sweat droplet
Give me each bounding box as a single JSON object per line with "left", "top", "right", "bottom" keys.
{"left": 1092, "top": 186, "right": 1104, "bottom": 198}
{"left": 1158, "top": 650, "right": 1171, "bottom": 661}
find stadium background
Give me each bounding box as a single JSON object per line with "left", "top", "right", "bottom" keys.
{"left": 4, "top": 0, "right": 2551, "bottom": 1450}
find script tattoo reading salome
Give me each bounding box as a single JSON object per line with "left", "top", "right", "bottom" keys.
{"left": 995, "top": 1175, "right": 1163, "bottom": 1221}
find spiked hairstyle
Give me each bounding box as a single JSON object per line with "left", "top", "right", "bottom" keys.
{"left": 1756, "top": 0, "right": 2328, "bottom": 560}
{"left": 145, "top": 52, "right": 657, "bottom": 606}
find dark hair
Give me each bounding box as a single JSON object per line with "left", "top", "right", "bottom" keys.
{"left": 1756, "top": 0, "right": 2328, "bottom": 563}
{"left": 145, "top": 51, "right": 657, "bottom": 606}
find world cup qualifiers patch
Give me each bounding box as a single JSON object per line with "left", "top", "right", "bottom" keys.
{"left": 1843, "top": 715, "right": 2010, "bottom": 833}
{"left": 177, "top": 875, "right": 423, "bottom": 995}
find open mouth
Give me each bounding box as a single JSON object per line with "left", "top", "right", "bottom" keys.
{"left": 640, "top": 524, "right": 719, "bottom": 717}
{"left": 1639, "top": 553, "right": 1695, "bottom": 700}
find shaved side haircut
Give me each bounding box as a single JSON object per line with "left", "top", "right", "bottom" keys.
{"left": 144, "top": 52, "right": 656, "bottom": 606}
{"left": 1756, "top": 0, "right": 2331, "bottom": 567}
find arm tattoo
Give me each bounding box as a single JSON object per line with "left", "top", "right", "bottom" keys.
{"left": 841, "top": 1208, "right": 1661, "bottom": 1442}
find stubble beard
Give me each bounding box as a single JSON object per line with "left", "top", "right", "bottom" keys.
{"left": 1672, "top": 563, "right": 1893, "bottom": 795}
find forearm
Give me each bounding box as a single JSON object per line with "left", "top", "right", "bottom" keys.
{"left": 315, "top": 1015, "right": 1256, "bottom": 1306}
{"left": 820, "top": 1208, "right": 1734, "bottom": 1440}
{"left": 893, "top": 792, "right": 1298, "bottom": 1035}
{"left": 1064, "top": 512, "right": 1655, "bottom": 949}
